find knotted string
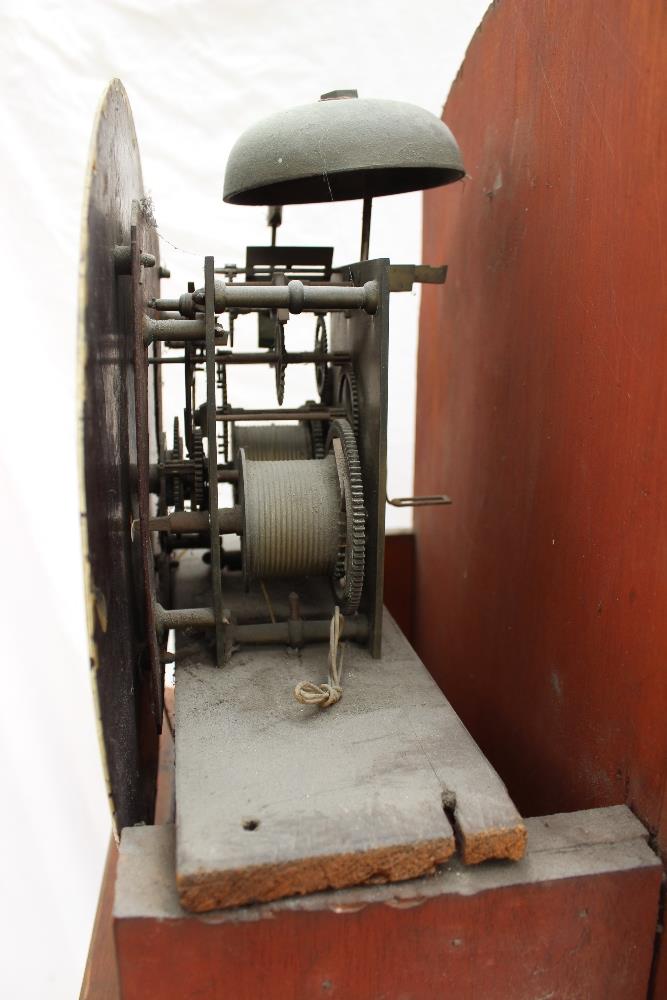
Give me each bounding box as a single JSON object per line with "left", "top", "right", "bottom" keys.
{"left": 294, "top": 607, "right": 344, "bottom": 708}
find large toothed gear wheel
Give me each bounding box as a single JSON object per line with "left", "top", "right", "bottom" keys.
{"left": 326, "top": 417, "right": 366, "bottom": 615}
{"left": 336, "top": 364, "right": 360, "bottom": 439}
{"left": 157, "top": 431, "right": 168, "bottom": 516}
{"left": 304, "top": 400, "right": 326, "bottom": 459}
{"left": 167, "top": 416, "right": 185, "bottom": 510}
{"left": 191, "top": 428, "right": 205, "bottom": 509}
{"left": 314, "top": 315, "right": 333, "bottom": 403}
{"left": 216, "top": 360, "right": 229, "bottom": 461}
{"left": 273, "top": 320, "right": 286, "bottom": 405}
{"left": 309, "top": 418, "right": 325, "bottom": 459}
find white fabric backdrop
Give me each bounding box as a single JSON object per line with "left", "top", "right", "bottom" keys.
{"left": 0, "top": 2, "right": 487, "bottom": 995}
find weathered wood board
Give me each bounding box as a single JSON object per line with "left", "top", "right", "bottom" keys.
{"left": 173, "top": 556, "right": 525, "bottom": 912}
{"left": 115, "top": 806, "right": 661, "bottom": 999}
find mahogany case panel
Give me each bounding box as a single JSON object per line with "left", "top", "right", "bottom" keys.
{"left": 414, "top": 0, "right": 667, "bottom": 858}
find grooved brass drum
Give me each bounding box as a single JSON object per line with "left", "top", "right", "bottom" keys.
{"left": 232, "top": 423, "right": 313, "bottom": 461}
{"left": 241, "top": 454, "right": 342, "bottom": 579}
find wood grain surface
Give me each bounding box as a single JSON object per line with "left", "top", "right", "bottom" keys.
{"left": 114, "top": 806, "right": 660, "bottom": 999}
{"left": 414, "top": 0, "right": 667, "bottom": 857}
{"left": 81, "top": 543, "right": 415, "bottom": 995}
{"left": 383, "top": 531, "right": 416, "bottom": 643}
{"left": 174, "top": 555, "right": 524, "bottom": 912}
{"left": 79, "top": 840, "right": 120, "bottom": 1000}
{"left": 80, "top": 689, "right": 175, "bottom": 1000}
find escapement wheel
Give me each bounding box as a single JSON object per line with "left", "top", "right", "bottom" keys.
{"left": 336, "top": 365, "right": 360, "bottom": 439}
{"left": 314, "top": 314, "right": 333, "bottom": 403}
{"left": 273, "top": 319, "right": 286, "bottom": 405}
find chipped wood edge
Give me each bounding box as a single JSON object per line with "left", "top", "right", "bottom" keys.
{"left": 458, "top": 822, "right": 528, "bottom": 865}
{"left": 177, "top": 836, "right": 456, "bottom": 913}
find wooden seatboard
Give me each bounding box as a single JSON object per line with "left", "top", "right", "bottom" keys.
{"left": 81, "top": 540, "right": 416, "bottom": 997}
{"left": 173, "top": 555, "right": 525, "bottom": 912}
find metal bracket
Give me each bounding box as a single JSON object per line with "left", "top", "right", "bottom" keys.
{"left": 386, "top": 493, "right": 452, "bottom": 508}
{"left": 388, "top": 264, "right": 448, "bottom": 293}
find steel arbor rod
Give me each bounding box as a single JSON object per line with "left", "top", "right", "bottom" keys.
{"left": 148, "top": 351, "right": 351, "bottom": 365}
{"left": 155, "top": 605, "right": 369, "bottom": 646}
{"left": 150, "top": 506, "right": 242, "bottom": 535}
{"left": 215, "top": 407, "right": 345, "bottom": 422}
{"left": 194, "top": 278, "right": 379, "bottom": 315}
{"left": 204, "top": 256, "right": 225, "bottom": 667}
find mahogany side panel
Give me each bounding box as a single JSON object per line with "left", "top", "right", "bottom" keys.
{"left": 414, "top": 0, "right": 667, "bottom": 860}
{"left": 383, "top": 531, "right": 416, "bottom": 644}
{"left": 80, "top": 688, "right": 174, "bottom": 1000}
{"left": 79, "top": 840, "right": 120, "bottom": 1000}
